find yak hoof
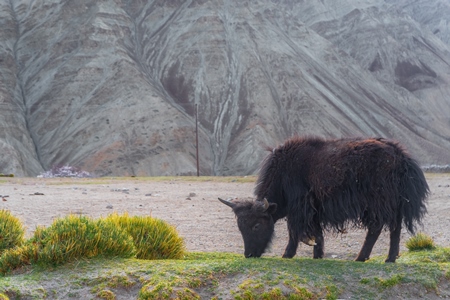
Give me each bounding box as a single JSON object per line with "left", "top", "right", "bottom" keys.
{"left": 355, "top": 257, "right": 368, "bottom": 262}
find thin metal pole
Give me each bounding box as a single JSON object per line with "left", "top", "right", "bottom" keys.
{"left": 195, "top": 103, "right": 199, "bottom": 177}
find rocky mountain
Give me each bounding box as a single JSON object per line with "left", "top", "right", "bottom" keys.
{"left": 0, "top": 0, "right": 449, "bottom": 177}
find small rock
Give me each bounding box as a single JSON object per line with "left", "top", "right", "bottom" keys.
{"left": 145, "top": 193, "right": 152, "bottom": 196}
{"left": 106, "top": 204, "right": 113, "bottom": 209}
{"left": 111, "top": 188, "right": 129, "bottom": 192}
{"left": 30, "top": 192, "right": 44, "bottom": 195}
{"left": 188, "top": 192, "right": 196, "bottom": 197}
{"left": 186, "top": 197, "right": 191, "bottom": 200}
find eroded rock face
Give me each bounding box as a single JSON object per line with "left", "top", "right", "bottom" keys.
{"left": 0, "top": 2, "right": 43, "bottom": 176}
{"left": 1, "top": 0, "right": 449, "bottom": 176}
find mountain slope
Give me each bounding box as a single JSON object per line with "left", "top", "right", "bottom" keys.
{"left": 0, "top": 0, "right": 449, "bottom": 176}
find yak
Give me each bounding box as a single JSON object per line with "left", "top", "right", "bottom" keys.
{"left": 219, "top": 136, "right": 429, "bottom": 263}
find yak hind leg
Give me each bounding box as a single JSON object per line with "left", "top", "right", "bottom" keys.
{"left": 385, "top": 215, "right": 403, "bottom": 263}
{"left": 355, "top": 227, "right": 382, "bottom": 262}
{"left": 313, "top": 231, "right": 324, "bottom": 259}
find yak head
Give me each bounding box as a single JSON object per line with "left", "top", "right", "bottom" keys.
{"left": 218, "top": 197, "right": 277, "bottom": 258}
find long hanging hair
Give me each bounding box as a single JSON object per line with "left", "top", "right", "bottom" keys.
{"left": 254, "top": 136, "right": 428, "bottom": 236}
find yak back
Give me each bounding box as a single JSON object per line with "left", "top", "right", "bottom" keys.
{"left": 254, "top": 136, "right": 428, "bottom": 234}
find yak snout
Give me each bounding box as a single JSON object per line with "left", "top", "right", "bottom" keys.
{"left": 244, "top": 252, "right": 260, "bottom": 258}
{"left": 240, "top": 219, "right": 274, "bottom": 259}
{"left": 244, "top": 246, "right": 265, "bottom": 258}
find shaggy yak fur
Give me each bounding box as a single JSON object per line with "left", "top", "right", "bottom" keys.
{"left": 219, "top": 136, "right": 429, "bottom": 262}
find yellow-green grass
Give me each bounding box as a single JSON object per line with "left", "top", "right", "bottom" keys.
{"left": 0, "top": 213, "right": 185, "bottom": 275}
{"left": 406, "top": 232, "right": 436, "bottom": 251}
{"left": 0, "top": 292, "right": 9, "bottom": 300}
{"left": 0, "top": 210, "right": 25, "bottom": 255}
{"left": 0, "top": 215, "right": 136, "bottom": 274}
{"left": 104, "top": 213, "right": 185, "bottom": 260}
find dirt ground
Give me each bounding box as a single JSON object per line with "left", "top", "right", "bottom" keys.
{"left": 1, "top": 174, "right": 449, "bottom": 261}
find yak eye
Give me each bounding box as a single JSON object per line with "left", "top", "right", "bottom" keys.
{"left": 252, "top": 223, "right": 261, "bottom": 231}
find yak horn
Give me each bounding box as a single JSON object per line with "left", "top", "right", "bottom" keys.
{"left": 218, "top": 197, "right": 236, "bottom": 208}
{"left": 262, "top": 198, "right": 269, "bottom": 211}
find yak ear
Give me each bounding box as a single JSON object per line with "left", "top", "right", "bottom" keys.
{"left": 267, "top": 203, "right": 277, "bottom": 214}
{"left": 262, "top": 198, "right": 277, "bottom": 214}
{"left": 218, "top": 197, "right": 237, "bottom": 209}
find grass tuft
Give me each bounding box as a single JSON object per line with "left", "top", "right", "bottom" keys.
{"left": 0, "top": 244, "right": 37, "bottom": 274}
{"left": 31, "top": 215, "right": 136, "bottom": 266}
{"left": 374, "top": 274, "right": 405, "bottom": 288}
{"left": 0, "top": 210, "right": 25, "bottom": 255}
{"left": 104, "top": 213, "right": 185, "bottom": 260}
{"left": 96, "top": 289, "right": 116, "bottom": 300}
{"left": 0, "top": 212, "right": 185, "bottom": 275}
{"left": 0, "top": 215, "right": 136, "bottom": 274}
{"left": 0, "top": 292, "right": 9, "bottom": 300}
{"left": 406, "top": 232, "right": 436, "bottom": 251}
{"left": 139, "top": 282, "right": 174, "bottom": 299}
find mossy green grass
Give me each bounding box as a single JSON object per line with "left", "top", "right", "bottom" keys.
{"left": 1, "top": 249, "right": 449, "bottom": 299}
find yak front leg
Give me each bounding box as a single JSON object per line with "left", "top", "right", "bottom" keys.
{"left": 283, "top": 221, "right": 300, "bottom": 258}
{"left": 355, "top": 227, "right": 382, "bottom": 262}
{"left": 282, "top": 232, "right": 298, "bottom": 258}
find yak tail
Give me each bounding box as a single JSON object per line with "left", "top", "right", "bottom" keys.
{"left": 400, "top": 157, "right": 429, "bottom": 234}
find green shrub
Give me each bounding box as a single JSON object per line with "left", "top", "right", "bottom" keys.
{"left": 0, "top": 292, "right": 10, "bottom": 300}
{"left": 31, "top": 215, "right": 136, "bottom": 266}
{"left": 406, "top": 232, "right": 436, "bottom": 251}
{"left": 0, "top": 210, "right": 25, "bottom": 255}
{"left": 105, "top": 213, "right": 185, "bottom": 260}
{"left": 0, "top": 244, "right": 37, "bottom": 275}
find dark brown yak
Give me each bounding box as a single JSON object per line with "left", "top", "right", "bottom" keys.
{"left": 219, "top": 136, "right": 429, "bottom": 262}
